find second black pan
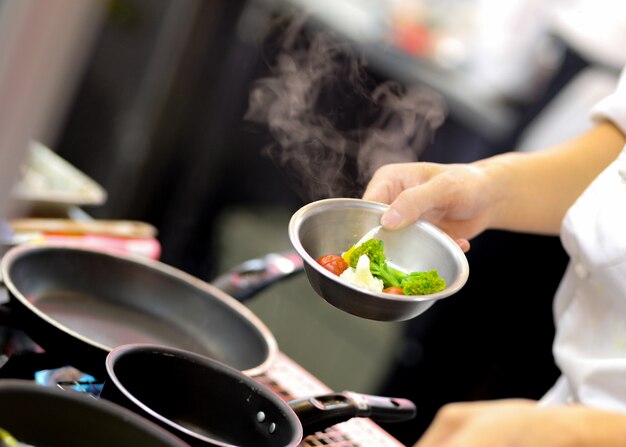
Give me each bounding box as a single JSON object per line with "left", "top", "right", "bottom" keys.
{"left": 0, "top": 244, "right": 277, "bottom": 377}
{"left": 101, "top": 344, "right": 417, "bottom": 447}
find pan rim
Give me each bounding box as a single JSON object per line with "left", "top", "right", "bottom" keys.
{"left": 0, "top": 243, "right": 278, "bottom": 376}
{"left": 288, "top": 198, "right": 470, "bottom": 303}
{"left": 105, "top": 343, "right": 304, "bottom": 447}
{"left": 0, "top": 378, "right": 192, "bottom": 446}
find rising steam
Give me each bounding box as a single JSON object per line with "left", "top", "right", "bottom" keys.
{"left": 245, "top": 18, "right": 446, "bottom": 201}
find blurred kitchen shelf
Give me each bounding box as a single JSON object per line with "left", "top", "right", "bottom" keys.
{"left": 262, "top": 0, "right": 519, "bottom": 142}
{"left": 12, "top": 141, "right": 107, "bottom": 218}
{"left": 14, "top": 141, "right": 107, "bottom": 207}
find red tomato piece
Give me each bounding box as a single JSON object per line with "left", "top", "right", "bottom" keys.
{"left": 383, "top": 286, "right": 404, "bottom": 295}
{"left": 317, "top": 254, "right": 349, "bottom": 276}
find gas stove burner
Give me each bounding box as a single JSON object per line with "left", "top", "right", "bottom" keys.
{"left": 0, "top": 350, "right": 404, "bottom": 446}
{"left": 34, "top": 366, "right": 102, "bottom": 396}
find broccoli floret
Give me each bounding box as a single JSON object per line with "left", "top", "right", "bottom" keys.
{"left": 400, "top": 270, "right": 446, "bottom": 296}
{"left": 342, "top": 238, "right": 446, "bottom": 294}
{"left": 345, "top": 239, "right": 383, "bottom": 267}
{"left": 345, "top": 239, "right": 400, "bottom": 288}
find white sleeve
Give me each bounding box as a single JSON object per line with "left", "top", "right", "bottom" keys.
{"left": 591, "top": 66, "right": 626, "bottom": 134}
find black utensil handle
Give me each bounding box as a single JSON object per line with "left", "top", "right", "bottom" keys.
{"left": 290, "top": 391, "right": 416, "bottom": 437}
{"left": 344, "top": 391, "right": 417, "bottom": 422}
{"left": 210, "top": 251, "right": 304, "bottom": 302}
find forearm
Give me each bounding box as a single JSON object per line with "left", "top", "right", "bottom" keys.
{"left": 477, "top": 121, "right": 626, "bottom": 235}
{"left": 567, "top": 405, "right": 626, "bottom": 447}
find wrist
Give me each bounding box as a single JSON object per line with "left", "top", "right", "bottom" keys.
{"left": 471, "top": 153, "right": 521, "bottom": 230}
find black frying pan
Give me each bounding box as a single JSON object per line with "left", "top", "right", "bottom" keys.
{"left": 101, "top": 344, "right": 417, "bottom": 447}
{"left": 0, "top": 379, "right": 190, "bottom": 447}
{"left": 0, "top": 244, "right": 277, "bottom": 377}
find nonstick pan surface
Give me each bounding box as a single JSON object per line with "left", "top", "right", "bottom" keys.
{"left": 0, "top": 379, "right": 191, "bottom": 447}
{"left": 0, "top": 244, "right": 277, "bottom": 377}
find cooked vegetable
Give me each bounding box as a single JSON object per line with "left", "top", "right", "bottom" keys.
{"left": 0, "top": 428, "right": 20, "bottom": 447}
{"left": 383, "top": 286, "right": 404, "bottom": 295}
{"left": 400, "top": 270, "right": 446, "bottom": 295}
{"left": 316, "top": 254, "right": 349, "bottom": 276}
{"left": 339, "top": 254, "right": 384, "bottom": 293}
{"left": 343, "top": 239, "right": 401, "bottom": 288}
{"left": 341, "top": 237, "right": 446, "bottom": 296}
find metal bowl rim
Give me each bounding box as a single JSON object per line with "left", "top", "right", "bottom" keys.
{"left": 288, "top": 198, "right": 469, "bottom": 303}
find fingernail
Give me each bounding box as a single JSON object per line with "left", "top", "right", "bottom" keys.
{"left": 381, "top": 209, "right": 403, "bottom": 229}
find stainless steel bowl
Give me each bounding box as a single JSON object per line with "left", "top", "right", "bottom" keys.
{"left": 288, "top": 198, "right": 469, "bottom": 321}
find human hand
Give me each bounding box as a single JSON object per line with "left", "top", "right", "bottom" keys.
{"left": 362, "top": 162, "right": 495, "bottom": 251}
{"left": 414, "top": 399, "right": 626, "bottom": 447}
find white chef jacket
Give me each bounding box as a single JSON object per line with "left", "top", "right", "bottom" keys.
{"left": 540, "top": 67, "right": 626, "bottom": 411}
{"left": 550, "top": 0, "right": 626, "bottom": 70}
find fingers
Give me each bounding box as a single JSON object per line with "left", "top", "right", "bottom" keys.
{"left": 363, "top": 162, "right": 434, "bottom": 205}
{"left": 380, "top": 178, "right": 446, "bottom": 230}
{"left": 363, "top": 162, "right": 488, "bottom": 241}
{"left": 414, "top": 400, "right": 538, "bottom": 447}
{"left": 362, "top": 177, "right": 394, "bottom": 204}
{"left": 455, "top": 238, "right": 470, "bottom": 253}
{"left": 362, "top": 164, "right": 405, "bottom": 205}
{"left": 414, "top": 404, "right": 469, "bottom": 446}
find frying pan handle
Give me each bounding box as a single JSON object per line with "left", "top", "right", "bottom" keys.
{"left": 210, "top": 251, "right": 304, "bottom": 302}
{"left": 290, "top": 391, "right": 416, "bottom": 437}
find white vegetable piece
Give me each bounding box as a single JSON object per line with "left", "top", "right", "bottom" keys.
{"left": 339, "top": 254, "right": 384, "bottom": 293}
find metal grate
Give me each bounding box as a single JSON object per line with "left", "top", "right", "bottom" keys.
{"left": 258, "top": 353, "right": 404, "bottom": 447}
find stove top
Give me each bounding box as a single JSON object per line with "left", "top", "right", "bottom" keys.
{"left": 0, "top": 338, "right": 404, "bottom": 447}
